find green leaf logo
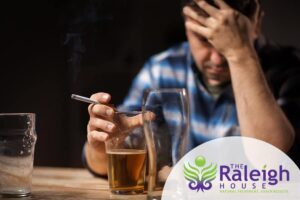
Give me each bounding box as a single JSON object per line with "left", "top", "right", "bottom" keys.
{"left": 184, "top": 155, "right": 217, "bottom": 192}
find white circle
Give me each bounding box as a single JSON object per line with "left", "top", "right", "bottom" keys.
{"left": 162, "top": 136, "right": 300, "bottom": 200}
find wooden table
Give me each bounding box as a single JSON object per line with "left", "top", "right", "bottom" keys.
{"left": 28, "top": 167, "right": 147, "bottom": 200}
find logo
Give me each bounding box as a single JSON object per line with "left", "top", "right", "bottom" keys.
{"left": 183, "top": 155, "right": 217, "bottom": 192}
{"left": 184, "top": 155, "right": 290, "bottom": 192}
{"left": 162, "top": 137, "right": 300, "bottom": 200}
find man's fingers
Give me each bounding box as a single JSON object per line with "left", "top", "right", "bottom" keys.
{"left": 88, "top": 111, "right": 156, "bottom": 143}
{"left": 125, "top": 114, "right": 143, "bottom": 129}
{"left": 88, "top": 104, "right": 96, "bottom": 117}
{"left": 253, "top": 0, "right": 263, "bottom": 20}
{"left": 185, "top": 20, "right": 211, "bottom": 39}
{"left": 88, "top": 117, "right": 116, "bottom": 133}
{"left": 144, "top": 111, "right": 156, "bottom": 122}
{"left": 89, "top": 104, "right": 115, "bottom": 120}
{"left": 88, "top": 130, "right": 109, "bottom": 143}
{"left": 183, "top": 6, "right": 209, "bottom": 27}
{"left": 194, "top": 0, "right": 219, "bottom": 18}
{"left": 122, "top": 112, "right": 156, "bottom": 130}
{"left": 214, "top": 0, "right": 231, "bottom": 9}
{"left": 90, "top": 92, "right": 111, "bottom": 104}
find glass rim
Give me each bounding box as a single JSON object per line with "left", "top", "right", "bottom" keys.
{"left": 144, "top": 88, "right": 186, "bottom": 93}
{"left": 142, "top": 88, "right": 188, "bottom": 106}
{"left": 0, "top": 113, "right": 36, "bottom": 116}
{"left": 115, "top": 111, "right": 142, "bottom": 115}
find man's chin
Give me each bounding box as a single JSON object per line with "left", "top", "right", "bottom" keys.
{"left": 206, "top": 79, "right": 224, "bottom": 86}
{"left": 205, "top": 65, "right": 229, "bottom": 74}
{"left": 205, "top": 76, "right": 230, "bottom": 86}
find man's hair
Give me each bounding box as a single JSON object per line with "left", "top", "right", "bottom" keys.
{"left": 182, "top": 0, "right": 261, "bottom": 19}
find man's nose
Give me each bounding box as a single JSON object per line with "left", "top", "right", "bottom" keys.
{"left": 210, "top": 49, "right": 224, "bottom": 66}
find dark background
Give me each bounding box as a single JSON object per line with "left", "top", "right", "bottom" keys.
{"left": 1, "top": 0, "right": 300, "bottom": 167}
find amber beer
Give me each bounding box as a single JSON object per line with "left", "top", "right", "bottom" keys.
{"left": 107, "top": 149, "right": 147, "bottom": 194}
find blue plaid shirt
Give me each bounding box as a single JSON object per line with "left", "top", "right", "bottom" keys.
{"left": 119, "top": 42, "right": 240, "bottom": 149}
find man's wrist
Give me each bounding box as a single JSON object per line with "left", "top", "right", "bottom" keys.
{"left": 82, "top": 143, "right": 108, "bottom": 178}
{"left": 225, "top": 45, "right": 258, "bottom": 64}
{"left": 87, "top": 142, "right": 105, "bottom": 156}
{"left": 85, "top": 142, "right": 108, "bottom": 175}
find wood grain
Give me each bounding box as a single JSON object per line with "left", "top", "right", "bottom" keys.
{"left": 25, "top": 167, "right": 146, "bottom": 200}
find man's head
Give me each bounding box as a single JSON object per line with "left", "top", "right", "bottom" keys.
{"left": 182, "top": 0, "right": 263, "bottom": 86}
{"left": 182, "top": 0, "right": 261, "bottom": 19}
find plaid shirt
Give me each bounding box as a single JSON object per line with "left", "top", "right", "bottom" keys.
{"left": 119, "top": 42, "right": 240, "bottom": 149}
{"left": 82, "top": 42, "right": 300, "bottom": 175}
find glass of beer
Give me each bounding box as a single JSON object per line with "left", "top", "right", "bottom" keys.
{"left": 105, "top": 111, "right": 147, "bottom": 194}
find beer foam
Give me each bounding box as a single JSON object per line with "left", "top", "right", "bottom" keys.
{"left": 106, "top": 149, "right": 146, "bottom": 155}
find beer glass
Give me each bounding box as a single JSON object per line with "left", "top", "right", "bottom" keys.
{"left": 142, "top": 88, "right": 189, "bottom": 200}
{"left": 105, "top": 111, "right": 147, "bottom": 194}
{"left": 0, "top": 113, "right": 37, "bottom": 197}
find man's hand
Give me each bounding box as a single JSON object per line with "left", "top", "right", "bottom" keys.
{"left": 183, "top": 0, "right": 256, "bottom": 60}
{"left": 87, "top": 92, "right": 149, "bottom": 150}
{"left": 85, "top": 92, "right": 155, "bottom": 175}
{"left": 87, "top": 93, "right": 114, "bottom": 148}
{"left": 158, "top": 166, "right": 172, "bottom": 183}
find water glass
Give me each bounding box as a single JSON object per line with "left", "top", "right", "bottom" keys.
{"left": 0, "top": 113, "right": 37, "bottom": 197}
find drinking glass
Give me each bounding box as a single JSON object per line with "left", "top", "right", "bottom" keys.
{"left": 105, "top": 111, "right": 147, "bottom": 195}
{"left": 142, "top": 88, "right": 189, "bottom": 200}
{"left": 0, "top": 113, "right": 37, "bottom": 197}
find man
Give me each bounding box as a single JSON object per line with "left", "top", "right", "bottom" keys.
{"left": 83, "top": 0, "right": 299, "bottom": 176}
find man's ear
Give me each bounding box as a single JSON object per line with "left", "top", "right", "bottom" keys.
{"left": 254, "top": 10, "right": 264, "bottom": 39}
{"left": 253, "top": 0, "right": 264, "bottom": 38}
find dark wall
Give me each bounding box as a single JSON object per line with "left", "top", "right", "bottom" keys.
{"left": 0, "top": 0, "right": 185, "bottom": 167}
{"left": 1, "top": 0, "right": 299, "bottom": 167}
{"left": 261, "top": 0, "right": 300, "bottom": 48}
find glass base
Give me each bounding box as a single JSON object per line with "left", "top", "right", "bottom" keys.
{"left": 0, "top": 192, "right": 30, "bottom": 198}
{"left": 147, "top": 191, "right": 162, "bottom": 200}
{"left": 111, "top": 188, "right": 144, "bottom": 195}
{"left": 0, "top": 188, "right": 30, "bottom": 198}
{"left": 147, "top": 196, "right": 161, "bottom": 200}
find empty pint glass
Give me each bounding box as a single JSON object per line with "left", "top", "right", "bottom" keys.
{"left": 142, "top": 88, "right": 189, "bottom": 200}
{"left": 0, "top": 113, "right": 37, "bottom": 197}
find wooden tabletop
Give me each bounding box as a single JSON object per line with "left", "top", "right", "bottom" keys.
{"left": 28, "top": 167, "right": 147, "bottom": 200}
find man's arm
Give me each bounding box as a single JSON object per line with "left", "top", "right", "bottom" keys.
{"left": 227, "top": 47, "right": 295, "bottom": 152}
{"left": 183, "top": 0, "right": 295, "bottom": 152}
{"left": 85, "top": 92, "right": 115, "bottom": 176}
